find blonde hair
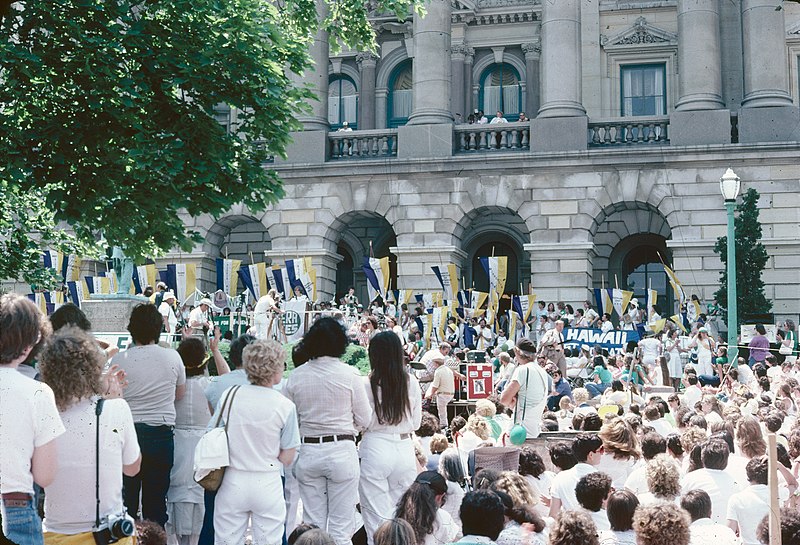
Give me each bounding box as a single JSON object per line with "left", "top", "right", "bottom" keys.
{"left": 475, "top": 399, "right": 497, "bottom": 418}
{"left": 598, "top": 416, "right": 641, "bottom": 460}
{"left": 645, "top": 454, "right": 681, "bottom": 499}
{"left": 243, "top": 339, "right": 285, "bottom": 386}
{"left": 736, "top": 415, "right": 767, "bottom": 459}
{"left": 492, "top": 471, "right": 538, "bottom": 507}
{"left": 680, "top": 426, "right": 708, "bottom": 455}
{"left": 429, "top": 433, "right": 449, "bottom": 455}
{"left": 573, "top": 388, "right": 590, "bottom": 405}
{"left": 39, "top": 326, "right": 104, "bottom": 411}
{"left": 465, "top": 414, "right": 490, "bottom": 440}
{"left": 633, "top": 502, "right": 690, "bottom": 545}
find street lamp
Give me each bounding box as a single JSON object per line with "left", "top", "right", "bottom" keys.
{"left": 720, "top": 168, "right": 740, "bottom": 366}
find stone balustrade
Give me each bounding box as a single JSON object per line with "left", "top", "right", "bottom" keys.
{"left": 328, "top": 129, "right": 399, "bottom": 160}
{"left": 588, "top": 116, "right": 670, "bottom": 146}
{"left": 454, "top": 122, "right": 531, "bottom": 153}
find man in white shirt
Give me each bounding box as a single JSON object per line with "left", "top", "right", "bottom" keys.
{"left": 575, "top": 471, "right": 612, "bottom": 532}
{"left": 643, "top": 405, "right": 674, "bottom": 438}
{"left": 539, "top": 320, "right": 567, "bottom": 376}
{"left": 681, "top": 439, "right": 742, "bottom": 524}
{"left": 475, "top": 109, "right": 489, "bottom": 124}
{"left": 158, "top": 290, "right": 180, "bottom": 336}
{"left": 681, "top": 489, "right": 739, "bottom": 545}
{"left": 489, "top": 111, "right": 508, "bottom": 124}
{"left": 189, "top": 297, "right": 213, "bottom": 338}
{"left": 624, "top": 432, "right": 667, "bottom": 494}
{"left": 682, "top": 374, "right": 703, "bottom": 408}
{"left": 427, "top": 357, "right": 455, "bottom": 429}
{"left": 548, "top": 433, "right": 603, "bottom": 517}
{"left": 500, "top": 339, "right": 551, "bottom": 439}
{"left": 0, "top": 294, "right": 65, "bottom": 545}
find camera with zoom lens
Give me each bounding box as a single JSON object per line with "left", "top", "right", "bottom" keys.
{"left": 93, "top": 513, "right": 135, "bottom": 545}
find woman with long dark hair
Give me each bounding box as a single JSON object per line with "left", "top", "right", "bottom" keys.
{"left": 394, "top": 471, "right": 457, "bottom": 545}
{"left": 359, "top": 331, "right": 422, "bottom": 545}
{"left": 285, "top": 317, "right": 373, "bottom": 545}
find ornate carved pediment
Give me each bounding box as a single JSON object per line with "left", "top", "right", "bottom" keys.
{"left": 600, "top": 17, "right": 677, "bottom": 48}
{"left": 475, "top": 0, "right": 538, "bottom": 8}
{"left": 787, "top": 19, "right": 800, "bottom": 36}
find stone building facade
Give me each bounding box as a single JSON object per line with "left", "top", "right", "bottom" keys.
{"left": 13, "top": 0, "right": 800, "bottom": 322}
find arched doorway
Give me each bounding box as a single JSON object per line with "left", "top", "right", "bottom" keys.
{"left": 611, "top": 234, "right": 673, "bottom": 317}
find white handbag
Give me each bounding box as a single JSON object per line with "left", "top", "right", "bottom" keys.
{"left": 193, "top": 386, "right": 240, "bottom": 491}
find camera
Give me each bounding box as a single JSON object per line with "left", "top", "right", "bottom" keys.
{"left": 93, "top": 513, "right": 135, "bottom": 545}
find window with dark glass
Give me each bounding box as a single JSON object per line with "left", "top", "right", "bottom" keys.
{"left": 621, "top": 63, "right": 666, "bottom": 116}
{"left": 328, "top": 75, "right": 358, "bottom": 129}
{"left": 479, "top": 63, "right": 522, "bottom": 120}
{"left": 387, "top": 60, "right": 412, "bottom": 128}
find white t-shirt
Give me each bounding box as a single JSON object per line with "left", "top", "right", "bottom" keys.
{"left": 510, "top": 363, "right": 551, "bottom": 438}
{"left": 216, "top": 385, "right": 300, "bottom": 472}
{"left": 586, "top": 508, "right": 611, "bottom": 532}
{"left": 639, "top": 338, "right": 662, "bottom": 365}
{"left": 598, "top": 529, "right": 636, "bottom": 545}
{"left": 727, "top": 484, "right": 789, "bottom": 545}
{"left": 188, "top": 306, "right": 210, "bottom": 330}
{"left": 623, "top": 465, "right": 648, "bottom": 494}
{"left": 681, "top": 468, "right": 743, "bottom": 524}
{"left": 423, "top": 509, "right": 458, "bottom": 545}
{"left": 550, "top": 462, "right": 597, "bottom": 511}
{"left": 158, "top": 301, "right": 179, "bottom": 333}
{"left": 596, "top": 453, "right": 641, "bottom": 490}
{"left": 112, "top": 344, "right": 186, "bottom": 426}
{"left": 0, "top": 367, "right": 65, "bottom": 495}
{"left": 688, "top": 518, "right": 739, "bottom": 545}
{"left": 44, "top": 398, "right": 140, "bottom": 534}
{"left": 683, "top": 385, "right": 703, "bottom": 408}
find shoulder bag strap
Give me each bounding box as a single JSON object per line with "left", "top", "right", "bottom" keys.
{"left": 223, "top": 386, "right": 241, "bottom": 432}
{"left": 213, "top": 386, "right": 237, "bottom": 429}
{"left": 520, "top": 367, "right": 530, "bottom": 421}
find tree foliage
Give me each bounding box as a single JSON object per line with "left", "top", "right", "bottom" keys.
{"left": 0, "top": 0, "right": 421, "bottom": 286}
{"left": 713, "top": 187, "right": 772, "bottom": 323}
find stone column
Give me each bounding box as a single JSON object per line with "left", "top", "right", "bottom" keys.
{"left": 398, "top": 0, "right": 454, "bottom": 157}
{"left": 675, "top": 0, "right": 724, "bottom": 111}
{"left": 464, "top": 47, "right": 475, "bottom": 116}
{"left": 738, "top": 0, "right": 800, "bottom": 142}
{"left": 670, "top": 0, "right": 731, "bottom": 145}
{"left": 530, "top": 0, "right": 587, "bottom": 151}
{"left": 521, "top": 41, "right": 540, "bottom": 119}
{"left": 537, "top": 0, "right": 585, "bottom": 118}
{"left": 357, "top": 52, "right": 378, "bottom": 130}
{"left": 407, "top": 0, "right": 453, "bottom": 125}
{"left": 451, "top": 45, "right": 467, "bottom": 121}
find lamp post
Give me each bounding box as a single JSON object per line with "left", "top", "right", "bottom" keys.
{"left": 720, "top": 168, "right": 741, "bottom": 366}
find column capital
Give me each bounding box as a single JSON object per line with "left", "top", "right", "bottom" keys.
{"left": 521, "top": 40, "right": 541, "bottom": 60}
{"left": 356, "top": 51, "right": 379, "bottom": 69}
{"left": 451, "top": 43, "right": 474, "bottom": 61}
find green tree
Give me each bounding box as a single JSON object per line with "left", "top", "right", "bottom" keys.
{"left": 713, "top": 187, "right": 772, "bottom": 324}
{"left": 0, "top": 0, "right": 420, "bottom": 287}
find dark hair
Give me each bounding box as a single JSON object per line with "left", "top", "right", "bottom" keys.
{"left": 643, "top": 405, "right": 661, "bottom": 421}
{"left": 666, "top": 433, "right": 684, "bottom": 457}
{"left": 581, "top": 413, "right": 602, "bottom": 431}
{"left": 641, "top": 432, "right": 667, "bottom": 460}
{"left": 572, "top": 433, "right": 603, "bottom": 463}
{"left": 127, "top": 303, "right": 163, "bottom": 345}
{"left": 395, "top": 473, "right": 446, "bottom": 544}
{"left": 459, "top": 491, "right": 505, "bottom": 540}
{"left": 177, "top": 337, "right": 207, "bottom": 376}
{"left": 687, "top": 374, "right": 698, "bottom": 386}
{"left": 229, "top": 334, "right": 255, "bottom": 370}
{"left": 0, "top": 293, "right": 49, "bottom": 365}
{"left": 606, "top": 490, "right": 639, "bottom": 532}
{"left": 518, "top": 447, "right": 546, "bottom": 478}
{"left": 288, "top": 524, "right": 319, "bottom": 545}
{"left": 746, "top": 455, "right": 769, "bottom": 485}
{"left": 135, "top": 520, "right": 167, "bottom": 545}
{"left": 764, "top": 413, "right": 783, "bottom": 433}
{"left": 293, "top": 317, "right": 348, "bottom": 364}
{"left": 575, "top": 472, "right": 612, "bottom": 512}
{"left": 473, "top": 468, "right": 502, "bottom": 490}
{"left": 49, "top": 303, "right": 91, "bottom": 332}
{"left": 549, "top": 442, "right": 578, "bottom": 471}
{"left": 449, "top": 415, "right": 467, "bottom": 435}
{"left": 755, "top": 323, "right": 766, "bottom": 335}
{"left": 374, "top": 519, "right": 415, "bottom": 545}
{"left": 680, "top": 489, "right": 712, "bottom": 522}
{"left": 417, "top": 412, "right": 440, "bottom": 437}
{"left": 611, "top": 380, "right": 624, "bottom": 392}
{"left": 756, "top": 507, "right": 800, "bottom": 545}
{"left": 689, "top": 414, "right": 707, "bottom": 430}
{"left": 701, "top": 439, "right": 729, "bottom": 470}
{"left": 369, "top": 332, "right": 411, "bottom": 426}
{"left": 593, "top": 355, "right": 606, "bottom": 369}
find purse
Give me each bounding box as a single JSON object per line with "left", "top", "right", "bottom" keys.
{"left": 194, "top": 385, "right": 241, "bottom": 492}
{"left": 780, "top": 343, "right": 792, "bottom": 355}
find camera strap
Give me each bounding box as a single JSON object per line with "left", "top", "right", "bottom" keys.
{"left": 95, "top": 397, "right": 105, "bottom": 529}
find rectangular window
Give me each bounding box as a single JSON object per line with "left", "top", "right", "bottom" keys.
{"left": 621, "top": 64, "right": 666, "bottom": 116}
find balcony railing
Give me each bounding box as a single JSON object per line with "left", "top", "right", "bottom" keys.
{"left": 588, "top": 116, "right": 670, "bottom": 147}
{"left": 328, "top": 129, "right": 399, "bottom": 160}
{"left": 455, "top": 122, "right": 530, "bottom": 153}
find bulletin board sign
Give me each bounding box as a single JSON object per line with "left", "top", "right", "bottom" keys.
{"left": 467, "top": 364, "right": 493, "bottom": 401}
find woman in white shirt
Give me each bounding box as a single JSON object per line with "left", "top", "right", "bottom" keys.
{"left": 167, "top": 337, "right": 212, "bottom": 545}
{"left": 597, "top": 417, "right": 642, "bottom": 489}
{"left": 359, "top": 332, "right": 423, "bottom": 545}
{"left": 664, "top": 329, "right": 685, "bottom": 391}
{"left": 39, "top": 327, "right": 141, "bottom": 543}
{"left": 394, "top": 471, "right": 458, "bottom": 545}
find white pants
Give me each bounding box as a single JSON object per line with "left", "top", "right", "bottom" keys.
{"left": 435, "top": 393, "right": 453, "bottom": 429}
{"left": 284, "top": 457, "right": 301, "bottom": 535}
{"left": 214, "top": 468, "right": 285, "bottom": 545}
{"left": 294, "top": 441, "right": 360, "bottom": 545}
{"left": 358, "top": 434, "right": 416, "bottom": 545}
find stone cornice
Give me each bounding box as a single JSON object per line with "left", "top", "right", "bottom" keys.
{"left": 601, "top": 16, "right": 677, "bottom": 49}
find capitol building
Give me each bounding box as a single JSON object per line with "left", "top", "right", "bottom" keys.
{"left": 121, "top": 1, "right": 800, "bottom": 319}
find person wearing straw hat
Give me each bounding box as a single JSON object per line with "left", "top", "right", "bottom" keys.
{"left": 188, "top": 298, "right": 213, "bottom": 340}
{"left": 158, "top": 291, "right": 180, "bottom": 336}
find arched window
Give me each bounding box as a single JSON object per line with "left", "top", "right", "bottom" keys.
{"left": 479, "top": 63, "right": 522, "bottom": 121}
{"left": 387, "top": 60, "right": 413, "bottom": 128}
{"left": 328, "top": 75, "right": 358, "bottom": 129}
{"left": 620, "top": 240, "right": 673, "bottom": 316}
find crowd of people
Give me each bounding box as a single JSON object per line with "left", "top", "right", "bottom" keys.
{"left": 2, "top": 289, "right": 800, "bottom": 545}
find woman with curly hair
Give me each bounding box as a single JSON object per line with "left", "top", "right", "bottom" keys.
{"left": 597, "top": 417, "right": 641, "bottom": 488}
{"left": 39, "top": 327, "right": 142, "bottom": 543}
{"left": 214, "top": 339, "right": 300, "bottom": 545}
{"left": 491, "top": 471, "right": 547, "bottom": 545}
{"left": 394, "top": 471, "right": 457, "bottom": 545}
{"left": 633, "top": 502, "right": 690, "bottom": 545}
{"left": 359, "top": 331, "right": 422, "bottom": 545}
{"left": 548, "top": 511, "right": 599, "bottom": 545}
{"left": 638, "top": 454, "right": 681, "bottom": 505}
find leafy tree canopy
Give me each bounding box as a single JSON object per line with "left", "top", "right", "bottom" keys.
{"left": 713, "top": 187, "right": 772, "bottom": 323}
{"left": 0, "top": 0, "right": 420, "bottom": 286}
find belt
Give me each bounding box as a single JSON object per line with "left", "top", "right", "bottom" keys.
{"left": 301, "top": 434, "right": 356, "bottom": 444}
{"left": 2, "top": 492, "right": 32, "bottom": 507}
{"left": 367, "top": 432, "right": 413, "bottom": 440}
